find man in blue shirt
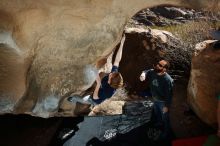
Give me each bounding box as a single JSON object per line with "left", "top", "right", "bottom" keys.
{"left": 68, "top": 35, "right": 125, "bottom": 105}
{"left": 140, "top": 59, "right": 173, "bottom": 139}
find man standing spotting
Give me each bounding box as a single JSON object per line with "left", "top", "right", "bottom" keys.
{"left": 140, "top": 60, "right": 173, "bottom": 139}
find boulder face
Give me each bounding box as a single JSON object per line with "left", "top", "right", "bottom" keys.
{"left": 119, "top": 27, "right": 189, "bottom": 93}
{"left": 188, "top": 40, "right": 220, "bottom": 125}
{"left": 0, "top": 0, "right": 218, "bottom": 117}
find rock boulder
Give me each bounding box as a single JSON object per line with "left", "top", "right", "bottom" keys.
{"left": 188, "top": 40, "right": 220, "bottom": 125}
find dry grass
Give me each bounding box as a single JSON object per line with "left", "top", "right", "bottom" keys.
{"left": 151, "top": 20, "right": 220, "bottom": 64}
{"left": 158, "top": 20, "right": 219, "bottom": 44}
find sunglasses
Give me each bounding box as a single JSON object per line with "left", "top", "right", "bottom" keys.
{"left": 157, "top": 63, "right": 165, "bottom": 68}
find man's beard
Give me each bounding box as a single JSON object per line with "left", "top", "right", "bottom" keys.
{"left": 154, "top": 67, "right": 163, "bottom": 73}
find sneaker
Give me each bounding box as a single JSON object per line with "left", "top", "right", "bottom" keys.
{"left": 82, "top": 95, "right": 91, "bottom": 102}
{"left": 67, "top": 95, "right": 97, "bottom": 105}
{"left": 86, "top": 97, "right": 98, "bottom": 106}
{"left": 67, "top": 95, "right": 83, "bottom": 103}
{"left": 83, "top": 95, "right": 97, "bottom": 106}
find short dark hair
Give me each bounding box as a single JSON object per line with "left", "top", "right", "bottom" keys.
{"left": 109, "top": 72, "right": 123, "bottom": 89}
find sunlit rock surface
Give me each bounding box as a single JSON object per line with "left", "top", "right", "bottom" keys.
{"left": 0, "top": 0, "right": 219, "bottom": 117}
{"left": 188, "top": 40, "right": 220, "bottom": 125}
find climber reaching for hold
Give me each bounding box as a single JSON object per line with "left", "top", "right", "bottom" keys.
{"left": 68, "top": 34, "right": 126, "bottom": 106}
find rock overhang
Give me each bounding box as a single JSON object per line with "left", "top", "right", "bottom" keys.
{"left": 0, "top": 0, "right": 219, "bottom": 117}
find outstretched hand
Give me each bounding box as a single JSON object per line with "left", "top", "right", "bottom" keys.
{"left": 140, "top": 72, "right": 146, "bottom": 81}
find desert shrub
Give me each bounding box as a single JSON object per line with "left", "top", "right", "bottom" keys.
{"left": 153, "top": 20, "right": 219, "bottom": 78}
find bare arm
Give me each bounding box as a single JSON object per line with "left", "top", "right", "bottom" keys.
{"left": 92, "top": 74, "right": 101, "bottom": 99}
{"left": 113, "top": 35, "right": 126, "bottom": 67}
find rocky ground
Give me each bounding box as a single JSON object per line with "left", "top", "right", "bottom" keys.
{"left": 127, "top": 5, "right": 219, "bottom": 28}
{"left": 0, "top": 79, "right": 215, "bottom": 146}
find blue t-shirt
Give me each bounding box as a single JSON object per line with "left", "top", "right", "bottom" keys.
{"left": 92, "top": 66, "right": 118, "bottom": 104}
{"left": 144, "top": 69, "right": 173, "bottom": 106}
